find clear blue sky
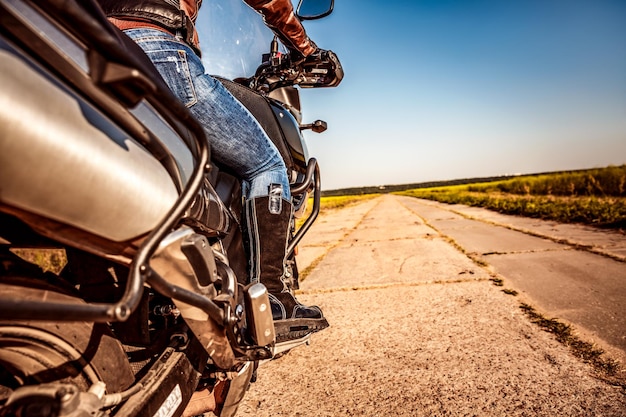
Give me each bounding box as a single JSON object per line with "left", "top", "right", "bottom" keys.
{"left": 295, "top": 0, "right": 626, "bottom": 190}
{"left": 203, "top": 1, "right": 626, "bottom": 190}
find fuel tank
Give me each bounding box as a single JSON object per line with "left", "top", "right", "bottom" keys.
{"left": 0, "top": 39, "right": 181, "bottom": 243}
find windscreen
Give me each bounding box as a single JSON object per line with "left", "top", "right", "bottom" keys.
{"left": 195, "top": 0, "right": 281, "bottom": 80}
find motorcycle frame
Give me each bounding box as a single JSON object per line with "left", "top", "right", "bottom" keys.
{"left": 0, "top": 0, "right": 322, "bottom": 330}
{"left": 0, "top": 0, "right": 212, "bottom": 323}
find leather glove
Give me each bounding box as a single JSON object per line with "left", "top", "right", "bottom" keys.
{"left": 297, "top": 47, "right": 344, "bottom": 88}
{"left": 288, "top": 40, "right": 318, "bottom": 66}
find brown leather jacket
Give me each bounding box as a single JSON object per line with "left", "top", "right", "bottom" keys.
{"left": 245, "top": 0, "right": 316, "bottom": 56}
{"left": 100, "top": 0, "right": 315, "bottom": 57}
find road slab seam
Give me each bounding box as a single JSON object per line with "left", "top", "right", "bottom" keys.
{"left": 296, "top": 276, "right": 492, "bottom": 295}
{"left": 480, "top": 246, "right": 575, "bottom": 257}
{"left": 418, "top": 199, "right": 626, "bottom": 263}
{"left": 299, "top": 198, "right": 384, "bottom": 281}
{"left": 397, "top": 196, "right": 626, "bottom": 384}
{"left": 398, "top": 198, "right": 492, "bottom": 268}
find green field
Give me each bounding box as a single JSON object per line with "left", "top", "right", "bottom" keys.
{"left": 396, "top": 165, "right": 626, "bottom": 229}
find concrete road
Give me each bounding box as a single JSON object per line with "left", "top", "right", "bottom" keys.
{"left": 398, "top": 195, "right": 626, "bottom": 365}
{"left": 238, "top": 195, "right": 626, "bottom": 416}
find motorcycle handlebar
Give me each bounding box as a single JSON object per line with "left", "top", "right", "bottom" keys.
{"left": 297, "top": 49, "right": 343, "bottom": 88}
{"left": 252, "top": 48, "right": 343, "bottom": 90}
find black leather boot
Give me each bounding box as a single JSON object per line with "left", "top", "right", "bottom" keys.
{"left": 244, "top": 194, "right": 329, "bottom": 341}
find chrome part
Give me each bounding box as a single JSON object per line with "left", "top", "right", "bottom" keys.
{"left": 235, "top": 304, "right": 245, "bottom": 319}
{"left": 300, "top": 119, "right": 328, "bottom": 133}
{"left": 153, "top": 304, "right": 181, "bottom": 318}
{"left": 148, "top": 227, "right": 238, "bottom": 368}
{"left": 268, "top": 184, "right": 284, "bottom": 215}
{"left": 219, "top": 362, "right": 255, "bottom": 417}
{"left": 132, "top": 102, "right": 195, "bottom": 183}
{"left": 0, "top": 47, "right": 179, "bottom": 242}
{"left": 271, "top": 333, "right": 312, "bottom": 357}
{"left": 150, "top": 227, "right": 221, "bottom": 320}
{"left": 4, "top": 0, "right": 89, "bottom": 71}
{"left": 181, "top": 233, "right": 219, "bottom": 285}
{"left": 244, "top": 283, "right": 276, "bottom": 346}
{"left": 1, "top": 0, "right": 213, "bottom": 324}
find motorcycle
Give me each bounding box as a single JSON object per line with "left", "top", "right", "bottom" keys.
{"left": 0, "top": 0, "right": 342, "bottom": 415}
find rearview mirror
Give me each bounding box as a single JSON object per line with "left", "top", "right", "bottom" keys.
{"left": 296, "top": 0, "right": 334, "bottom": 20}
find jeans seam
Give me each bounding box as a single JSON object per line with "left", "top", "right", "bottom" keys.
{"left": 177, "top": 50, "right": 198, "bottom": 107}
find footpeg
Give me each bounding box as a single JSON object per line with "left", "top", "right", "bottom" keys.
{"left": 272, "top": 333, "right": 311, "bottom": 357}
{"left": 273, "top": 316, "right": 329, "bottom": 343}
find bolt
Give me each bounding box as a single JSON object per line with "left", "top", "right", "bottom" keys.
{"left": 235, "top": 304, "right": 244, "bottom": 319}
{"left": 56, "top": 386, "right": 74, "bottom": 402}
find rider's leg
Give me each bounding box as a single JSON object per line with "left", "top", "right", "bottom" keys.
{"left": 123, "top": 29, "right": 328, "bottom": 339}
{"left": 244, "top": 194, "right": 329, "bottom": 340}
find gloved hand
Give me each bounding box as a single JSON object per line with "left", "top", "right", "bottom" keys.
{"left": 291, "top": 46, "right": 343, "bottom": 88}
{"left": 287, "top": 39, "right": 318, "bottom": 66}
{"left": 303, "top": 46, "right": 327, "bottom": 64}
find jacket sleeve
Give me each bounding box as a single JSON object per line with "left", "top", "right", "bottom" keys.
{"left": 244, "top": 0, "right": 316, "bottom": 56}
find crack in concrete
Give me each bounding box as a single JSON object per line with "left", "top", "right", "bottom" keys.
{"left": 297, "top": 276, "right": 492, "bottom": 295}
{"left": 398, "top": 254, "right": 415, "bottom": 274}
{"left": 480, "top": 247, "right": 574, "bottom": 257}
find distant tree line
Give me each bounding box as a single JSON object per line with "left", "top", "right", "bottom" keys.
{"left": 322, "top": 174, "right": 520, "bottom": 197}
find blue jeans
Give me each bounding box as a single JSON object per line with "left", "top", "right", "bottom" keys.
{"left": 124, "top": 28, "right": 291, "bottom": 201}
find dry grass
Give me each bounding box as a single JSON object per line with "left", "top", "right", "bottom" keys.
{"left": 519, "top": 303, "right": 621, "bottom": 378}
{"left": 11, "top": 248, "right": 67, "bottom": 274}
{"left": 397, "top": 166, "right": 626, "bottom": 229}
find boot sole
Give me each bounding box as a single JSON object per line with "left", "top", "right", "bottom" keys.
{"left": 274, "top": 317, "right": 329, "bottom": 342}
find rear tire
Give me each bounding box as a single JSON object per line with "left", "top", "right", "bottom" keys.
{"left": 0, "top": 279, "right": 134, "bottom": 403}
